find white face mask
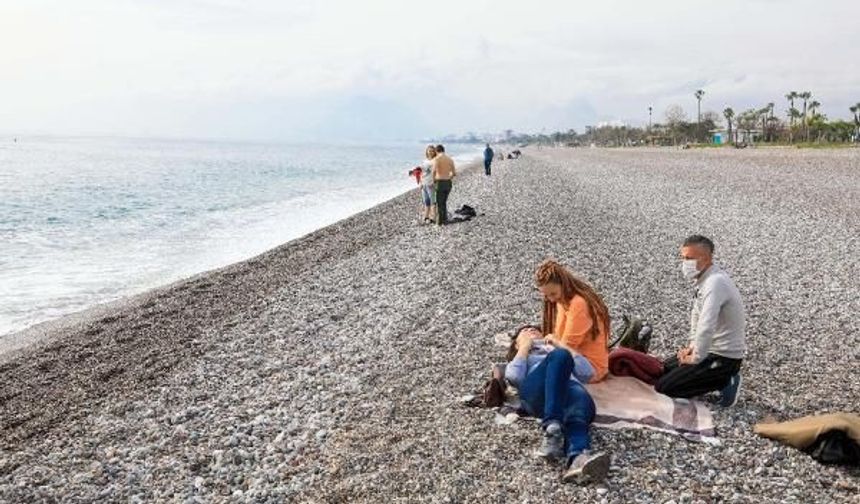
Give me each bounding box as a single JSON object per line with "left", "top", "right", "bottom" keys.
{"left": 681, "top": 259, "right": 700, "bottom": 281}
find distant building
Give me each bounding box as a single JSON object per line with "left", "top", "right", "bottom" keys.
{"left": 709, "top": 128, "right": 763, "bottom": 145}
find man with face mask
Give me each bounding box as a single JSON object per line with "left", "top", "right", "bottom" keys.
{"left": 654, "top": 235, "right": 746, "bottom": 407}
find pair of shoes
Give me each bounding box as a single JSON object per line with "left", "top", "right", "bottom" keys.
{"left": 562, "top": 451, "right": 610, "bottom": 485}
{"left": 534, "top": 421, "right": 564, "bottom": 460}
{"left": 718, "top": 373, "right": 742, "bottom": 407}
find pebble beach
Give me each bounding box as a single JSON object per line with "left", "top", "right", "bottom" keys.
{"left": 1, "top": 147, "right": 858, "bottom": 503}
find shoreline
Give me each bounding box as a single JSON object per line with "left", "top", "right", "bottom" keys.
{"left": 0, "top": 156, "right": 482, "bottom": 361}
{"left": 1, "top": 148, "right": 857, "bottom": 502}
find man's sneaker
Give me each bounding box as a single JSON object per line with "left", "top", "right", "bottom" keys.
{"left": 562, "top": 451, "right": 610, "bottom": 485}
{"left": 534, "top": 421, "right": 565, "bottom": 460}
{"left": 719, "top": 373, "right": 742, "bottom": 407}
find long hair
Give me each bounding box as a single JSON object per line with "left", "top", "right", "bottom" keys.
{"left": 535, "top": 259, "right": 610, "bottom": 341}
{"left": 425, "top": 145, "right": 437, "bottom": 160}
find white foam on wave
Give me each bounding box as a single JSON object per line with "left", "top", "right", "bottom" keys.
{"left": 0, "top": 144, "right": 483, "bottom": 338}
{"left": 0, "top": 177, "right": 417, "bottom": 337}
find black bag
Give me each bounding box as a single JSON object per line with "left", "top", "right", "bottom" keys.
{"left": 805, "top": 430, "right": 860, "bottom": 466}
{"left": 454, "top": 204, "right": 477, "bottom": 217}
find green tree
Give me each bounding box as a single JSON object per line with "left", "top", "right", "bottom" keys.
{"left": 758, "top": 107, "right": 770, "bottom": 142}
{"left": 737, "top": 109, "right": 759, "bottom": 144}
{"left": 785, "top": 91, "right": 798, "bottom": 142}
{"left": 765, "top": 102, "right": 776, "bottom": 141}
{"left": 799, "top": 91, "right": 812, "bottom": 141}
{"left": 665, "top": 104, "right": 688, "bottom": 145}
{"left": 723, "top": 107, "right": 735, "bottom": 144}
{"left": 850, "top": 103, "right": 860, "bottom": 142}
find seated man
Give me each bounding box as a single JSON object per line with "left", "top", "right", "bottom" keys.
{"left": 655, "top": 235, "right": 746, "bottom": 406}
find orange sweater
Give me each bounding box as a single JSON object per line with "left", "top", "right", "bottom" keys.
{"left": 554, "top": 296, "right": 609, "bottom": 382}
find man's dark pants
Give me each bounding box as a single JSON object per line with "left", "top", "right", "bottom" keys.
{"left": 435, "top": 179, "right": 452, "bottom": 225}
{"left": 484, "top": 159, "right": 491, "bottom": 176}
{"left": 654, "top": 353, "right": 741, "bottom": 398}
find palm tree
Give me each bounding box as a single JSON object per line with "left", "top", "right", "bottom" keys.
{"left": 851, "top": 104, "right": 860, "bottom": 142}
{"left": 785, "top": 91, "right": 798, "bottom": 143}
{"left": 799, "top": 91, "right": 812, "bottom": 142}
{"left": 723, "top": 107, "right": 735, "bottom": 145}
{"left": 695, "top": 89, "right": 705, "bottom": 140}
{"left": 789, "top": 108, "right": 802, "bottom": 142}
{"left": 758, "top": 107, "right": 770, "bottom": 142}
{"left": 766, "top": 102, "right": 775, "bottom": 141}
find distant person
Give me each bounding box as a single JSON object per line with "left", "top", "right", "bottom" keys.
{"left": 483, "top": 143, "right": 494, "bottom": 176}
{"left": 419, "top": 145, "right": 437, "bottom": 224}
{"left": 654, "top": 235, "right": 746, "bottom": 407}
{"left": 431, "top": 144, "right": 456, "bottom": 225}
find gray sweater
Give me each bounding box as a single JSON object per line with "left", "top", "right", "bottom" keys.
{"left": 690, "top": 264, "right": 746, "bottom": 362}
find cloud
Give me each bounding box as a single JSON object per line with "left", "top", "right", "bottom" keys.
{"left": 1, "top": 0, "right": 858, "bottom": 140}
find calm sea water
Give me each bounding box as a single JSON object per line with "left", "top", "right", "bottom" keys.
{"left": 0, "top": 136, "right": 480, "bottom": 337}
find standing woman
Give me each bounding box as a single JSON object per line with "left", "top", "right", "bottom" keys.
{"left": 419, "top": 145, "right": 437, "bottom": 224}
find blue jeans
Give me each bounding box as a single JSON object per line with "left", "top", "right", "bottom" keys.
{"left": 421, "top": 184, "right": 434, "bottom": 207}
{"left": 519, "top": 349, "right": 596, "bottom": 459}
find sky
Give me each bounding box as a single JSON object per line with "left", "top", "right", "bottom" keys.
{"left": 2, "top": 0, "right": 858, "bottom": 141}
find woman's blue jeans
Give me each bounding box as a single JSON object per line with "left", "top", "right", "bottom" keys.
{"left": 519, "top": 348, "right": 596, "bottom": 459}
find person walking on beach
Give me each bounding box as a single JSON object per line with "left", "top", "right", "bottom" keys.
{"left": 431, "top": 144, "right": 456, "bottom": 225}
{"left": 483, "top": 143, "right": 494, "bottom": 176}
{"left": 419, "top": 145, "right": 437, "bottom": 224}
{"left": 655, "top": 235, "right": 746, "bottom": 407}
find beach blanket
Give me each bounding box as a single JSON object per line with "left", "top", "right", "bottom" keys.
{"left": 608, "top": 347, "right": 664, "bottom": 385}
{"left": 485, "top": 333, "right": 718, "bottom": 444}
{"left": 585, "top": 375, "right": 718, "bottom": 445}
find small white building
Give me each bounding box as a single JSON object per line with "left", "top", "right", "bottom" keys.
{"left": 710, "top": 128, "right": 763, "bottom": 145}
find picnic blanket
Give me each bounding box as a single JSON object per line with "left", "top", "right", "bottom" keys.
{"left": 487, "top": 333, "right": 718, "bottom": 444}
{"left": 585, "top": 374, "right": 718, "bottom": 445}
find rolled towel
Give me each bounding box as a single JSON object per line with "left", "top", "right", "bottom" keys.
{"left": 608, "top": 347, "right": 664, "bottom": 385}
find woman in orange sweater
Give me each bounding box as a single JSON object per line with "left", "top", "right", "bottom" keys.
{"left": 536, "top": 259, "right": 610, "bottom": 383}
{"left": 506, "top": 259, "right": 612, "bottom": 483}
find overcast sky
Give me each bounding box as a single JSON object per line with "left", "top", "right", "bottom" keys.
{"left": 2, "top": 0, "right": 858, "bottom": 141}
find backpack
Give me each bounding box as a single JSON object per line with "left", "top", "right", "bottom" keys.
{"left": 482, "top": 377, "right": 507, "bottom": 408}
{"left": 463, "top": 363, "right": 507, "bottom": 408}
{"left": 608, "top": 315, "right": 653, "bottom": 353}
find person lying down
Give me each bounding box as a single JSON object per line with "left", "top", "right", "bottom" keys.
{"left": 504, "top": 325, "right": 610, "bottom": 485}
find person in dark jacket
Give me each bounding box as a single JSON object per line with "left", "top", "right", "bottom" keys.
{"left": 483, "top": 143, "right": 494, "bottom": 176}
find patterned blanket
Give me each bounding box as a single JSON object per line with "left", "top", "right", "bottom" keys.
{"left": 584, "top": 375, "right": 718, "bottom": 445}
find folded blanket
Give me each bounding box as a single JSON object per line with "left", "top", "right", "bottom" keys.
{"left": 608, "top": 348, "right": 664, "bottom": 385}
{"left": 584, "top": 375, "right": 718, "bottom": 444}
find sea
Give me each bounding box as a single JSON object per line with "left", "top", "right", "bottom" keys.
{"left": 0, "top": 136, "right": 482, "bottom": 338}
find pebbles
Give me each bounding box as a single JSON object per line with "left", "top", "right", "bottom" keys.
{"left": 1, "top": 147, "right": 859, "bottom": 502}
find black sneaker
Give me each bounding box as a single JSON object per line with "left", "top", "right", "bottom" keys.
{"left": 718, "top": 373, "right": 742, "bottom": 407}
